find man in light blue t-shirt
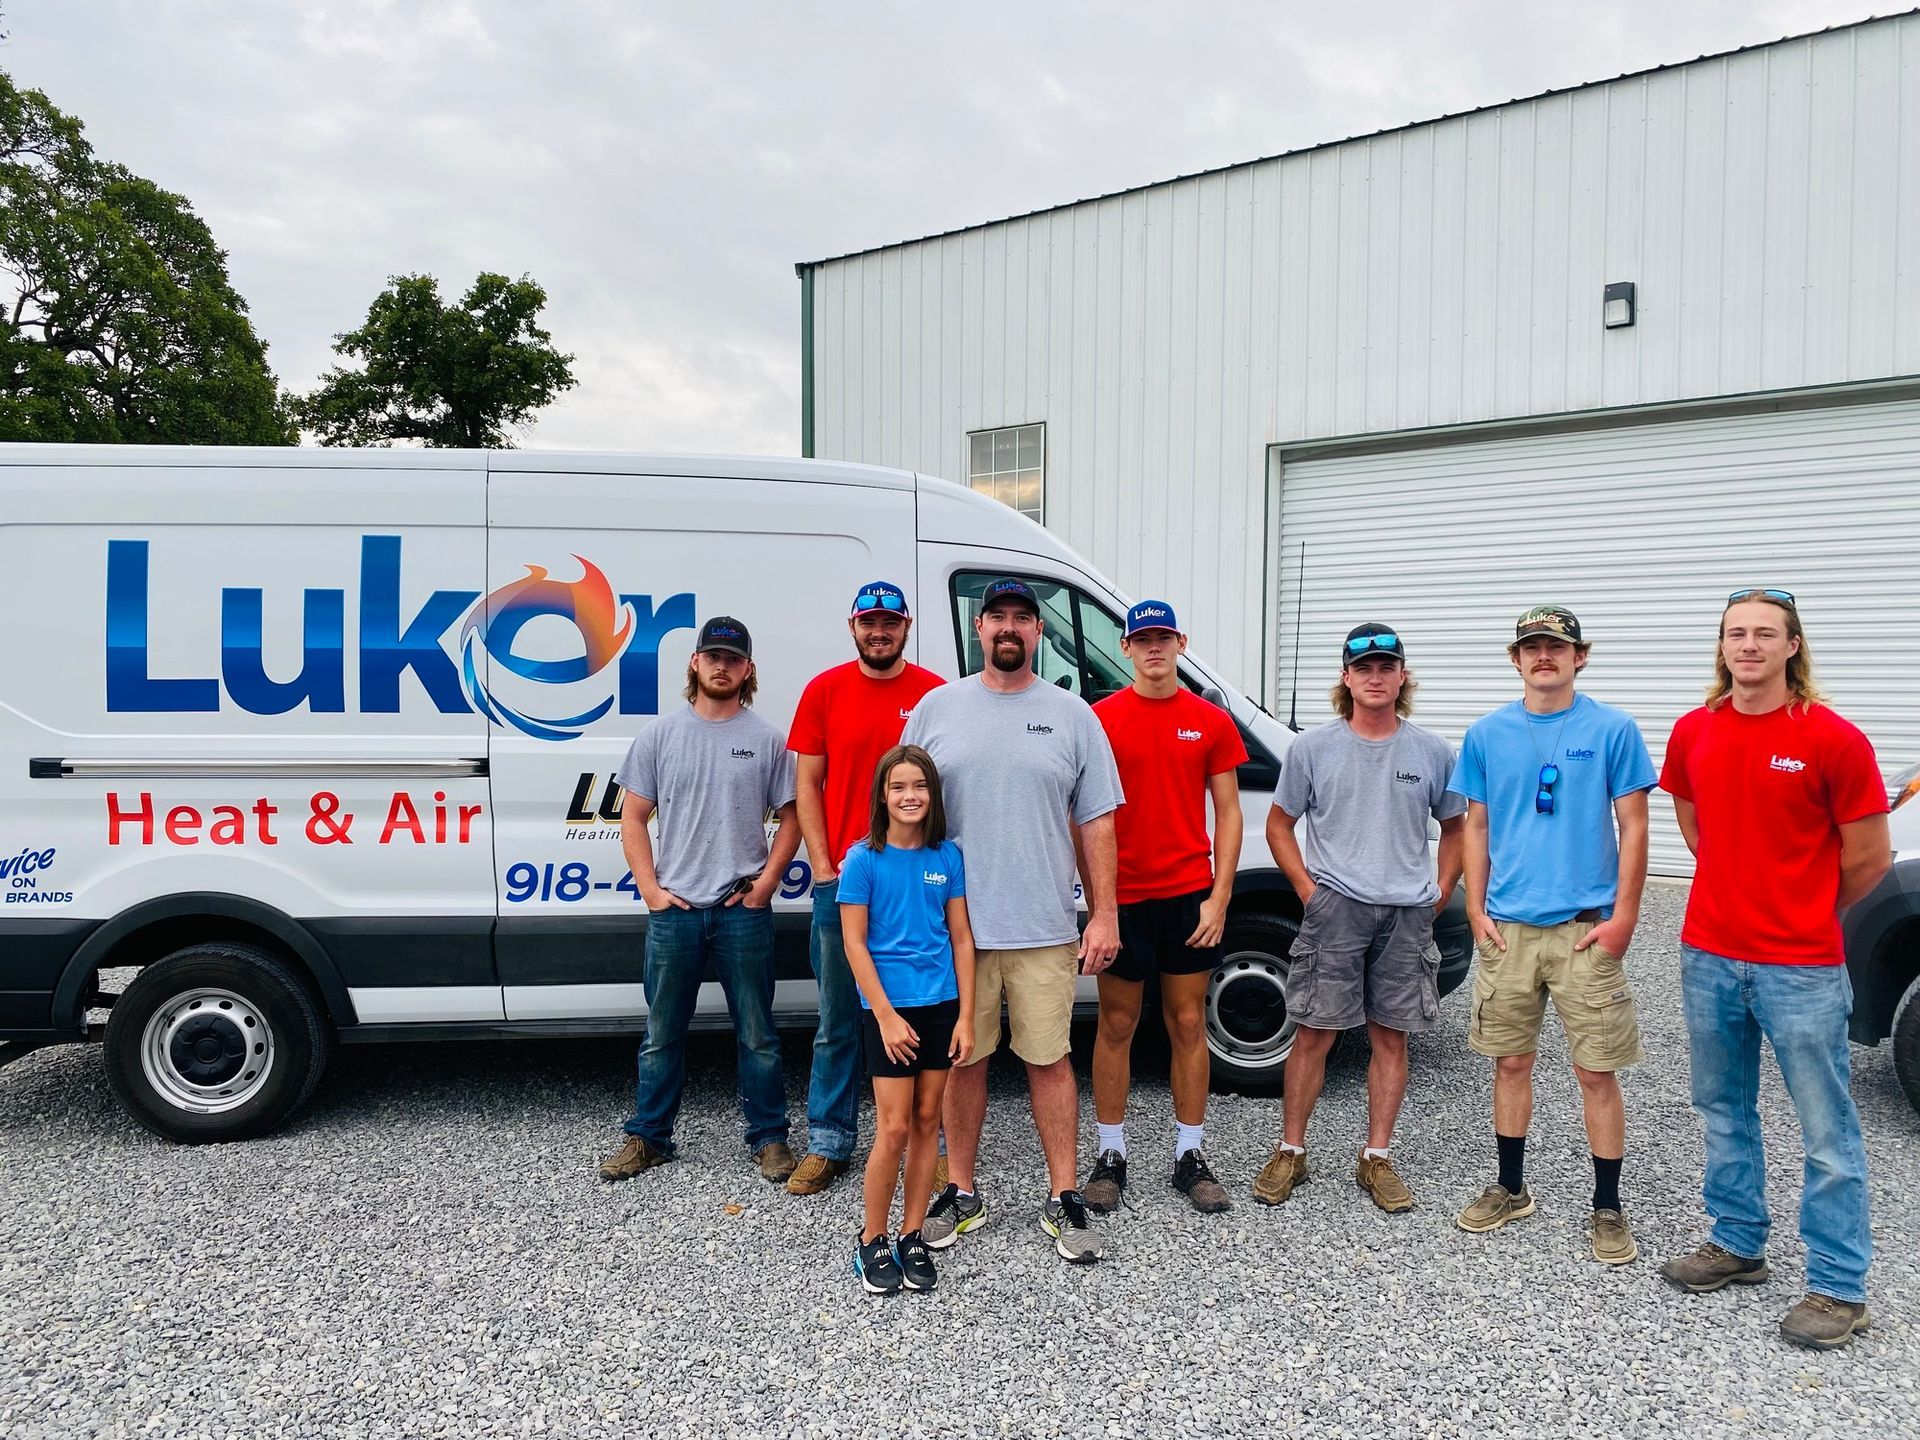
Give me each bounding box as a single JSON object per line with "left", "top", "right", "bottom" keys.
{"left": 1447, "top": 605, "right": 1657, "bottom": 1267}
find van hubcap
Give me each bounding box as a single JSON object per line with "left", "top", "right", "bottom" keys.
{"left": 1206, "top": 949, "right": 1296, "bottom": 1071}
{"left": 142, "top": 989, "right": 276, "bottom": 1113}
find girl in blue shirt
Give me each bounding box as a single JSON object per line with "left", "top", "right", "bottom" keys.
{"left": 838, "top": 743, "right": 976, "bottom": 1294}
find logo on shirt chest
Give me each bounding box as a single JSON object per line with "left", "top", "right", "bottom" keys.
{"left": 899, "top": 709, "right": 914, "bottom": 720}
{"left": 923, "top": 870, "right": 949, "bottom": 885}
{"left": 1175, "top": 728, "right": 1204, "bottom": 742}
{"left": 1769, "top": 754, "right": 1807, "bottom": 774}
{"left": 1026, "top": 723, "right": 1054, "bottom": 735}
{"left": 1564, "top": 747, "right": 1595, "bottom": 761}
{"left": 730, "top": 747, "right": 757, "bottom": 759}
{"left": 1395, "top": 770, "right": 1422, "bottom": 786}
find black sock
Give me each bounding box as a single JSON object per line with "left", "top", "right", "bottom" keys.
{"left": 1593, "top": 1154, "right": 1623, "bottom": 1212}
{"left": 1496, "top": 1133, "right": 1526, "bottom": 1193}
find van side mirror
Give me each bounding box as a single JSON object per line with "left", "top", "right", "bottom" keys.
{"left": 1201, "top": 686, "right": 1227, "bottom": 709}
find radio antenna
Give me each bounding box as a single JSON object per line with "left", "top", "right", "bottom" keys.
{"left": 1286, "top": 541, "right": 1305, "bottom": 732}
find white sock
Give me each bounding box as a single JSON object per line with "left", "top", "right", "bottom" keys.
{"left": 1278, "top": 1141, "right": 1305, "bottom": 1155}
{"left": 1096, "top": 1122, "right": 1127, "bottom": 1158}
{"left": 1173, "top": 1121, "right": 1205, "bottom": 1160}
{"left": 1364, "top": 1146, "right": 1390, "bottom": 1161}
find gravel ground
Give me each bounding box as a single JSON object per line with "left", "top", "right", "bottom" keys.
{"left": 1, "top": 882, "right": 1915, "bottom": 1440}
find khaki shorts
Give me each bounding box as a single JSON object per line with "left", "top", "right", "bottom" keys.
{"left": 1469, "top": 919, "right": 1644, "bottom": 1072}
{"left": 965, "top": 943, "right": 1079, "bottom": 1066}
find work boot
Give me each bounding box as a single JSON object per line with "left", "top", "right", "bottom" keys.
{"left": 755, "top": 1141, "right": 798, "bottom": 1184}
{"left": 598, "top": 1134, "right": 670, "bottom": 1183}
{"left": 1659, "top": 1241, "right": 1771, "bottom": 1294}
{"left": 1779, "top": 1294, "right": 1870, "bottom": 1350}
{"left": 785, "top": 1153, "right": 849, "bottom": 1196}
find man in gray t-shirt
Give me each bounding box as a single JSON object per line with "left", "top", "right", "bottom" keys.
{"left": 1254, "top": 622, "right": 1464, "bottom": 1216}
{"left": 599, "top": 616, "right": 801, "bottom": 1187}
{"left": 901, "top": 577, "right": 1123, "bottom": 1263}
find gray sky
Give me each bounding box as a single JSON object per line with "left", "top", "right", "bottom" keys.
{"left": 3, "top": 0, "right": 1891, "bottom": 454}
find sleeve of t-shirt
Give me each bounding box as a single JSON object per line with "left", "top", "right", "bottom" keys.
{"left": 945, "top": 841, "right": 967, "bottom": 899}
{"left": 1607, "top": 714, "right": 1659, "bottom": 799}
{"left": 835, "top": 845, "right": 873, "bottom": 906}
{"left": 1825, "top": 725, "right": 1889, "bottom": 825}
{"left": 1449, "top": 724, "right": 1488, "bottom": 805}
{"left": 787, "top": 673, "right": 830, "bottom": 756}
{"left": 767, "top": 737, "right": 799, "bottom": 810}
{"left": 1207, "top": 708, "right": 1249, "bottom": 775}
{"left": 1069, "top": 704, "right": 1125, "bottom": 824}
{"left": 1273, "top": 732, "right": 1312, "bottom": 818}
{"left": 1433, "top": 743, "right": 1469, "bottom": 821}
{"left": 613, "top": 728, "right": 658, "bottom": 802}
{"left": 1659, "top": 715, "right": 1695, "bottom": 800}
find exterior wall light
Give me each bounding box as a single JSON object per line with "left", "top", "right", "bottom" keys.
{"left": 1603, "top": 281, "right": 1636, "bottom": 329}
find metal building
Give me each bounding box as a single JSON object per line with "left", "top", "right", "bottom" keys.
{"left": 795, "top": 12, "right": 1920, "bottom": 873}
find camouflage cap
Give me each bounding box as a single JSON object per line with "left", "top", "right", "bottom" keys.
{"left": 1514, "top": 605, "right": 1582, "bottom": 644}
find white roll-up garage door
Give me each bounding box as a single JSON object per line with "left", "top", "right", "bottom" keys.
{"left": 1273, "top": 397, "right": 1920, "bottom": 876}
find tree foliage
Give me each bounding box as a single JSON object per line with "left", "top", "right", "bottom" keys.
{"left": 0, "top": 71, "right": 294, "bottom": 444}
{"left": 295, "top": 272, "right": 576, "bottom": 448}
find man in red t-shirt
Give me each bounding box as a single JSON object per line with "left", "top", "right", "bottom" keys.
{"left": 783, "top": 581, "right": 944, "bottom": 1195}
{"left": 1658, "top": 588, "right": 1890, "bottom": 1350}
{"left": 1079, "top": 600, "right": 1246, "bottom": 1214}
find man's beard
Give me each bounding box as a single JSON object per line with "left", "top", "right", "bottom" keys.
{"left": 694, "top": 672, "right": 740, "bottom": 700}
{"left": 856, "top": 636, "right": 904, "bottom": 672}
{"left": 989, "top": 636, "right": 1027, "bottom": 672}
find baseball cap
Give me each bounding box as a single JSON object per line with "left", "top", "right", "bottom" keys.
{"left": 1124, "top": 599, "right": 1180, "bottom": 637}
{"left": 694, "top": 615, "right": 752, "bottom": 658}
{"left": 1341, "top": 622, "right": 1406, "bottom": 667}
{"left": 1514, "top": 604, "right": 1583, "bottom": 645}
{"left": 979, "top": 577, "right": 1041, "bottom": 615}
{"left": 850, "top": 581, "right": 909, "bottom": 617}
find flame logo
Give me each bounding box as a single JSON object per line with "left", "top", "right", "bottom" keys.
{"left": 459, "top": 558, "right": 635, "bottom": 741}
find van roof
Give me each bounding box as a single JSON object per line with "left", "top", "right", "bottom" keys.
{"left": 0, "top": 444, "right": 914, "bottom": 490}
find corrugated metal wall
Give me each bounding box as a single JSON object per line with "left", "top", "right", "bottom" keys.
{"left": 806, "top": 14, "right": 1920, "bottom": 701}
{"left": 1274, "top": 399, "right": 1920, "bottom": 875}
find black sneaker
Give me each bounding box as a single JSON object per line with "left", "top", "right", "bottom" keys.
{"left": 1082, "top": 1149, "right": 1128, "bottom": 1213}
{"left": 895, "top": 1230, "right": 938, "bottom": 1292}
{"left": 854, "top": 1231, "right": 903, "bottom": 1294}
{"left": 1171, "top": 1149, "right": 1233, "bottom": 1213}
{"left": 1039, "top": 1189, "right": 1103, "bottom": 1263}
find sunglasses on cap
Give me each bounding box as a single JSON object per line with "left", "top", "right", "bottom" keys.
{"left": 1536, "top": 762, "right": 1561, "bottom": 816}
{"left": 1728, "top": 587, "right": 1795, "bottom": 607}
{"left": 1345, "top": 632, "right": 1402, "bottom": 655}
{"left": 853, "top": 592, "right": 907, "bottom": 613}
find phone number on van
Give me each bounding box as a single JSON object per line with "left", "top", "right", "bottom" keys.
{"left": 503, "top": 860, "right": 816, "bottom": 903}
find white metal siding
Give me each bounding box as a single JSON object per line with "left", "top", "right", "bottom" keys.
{"left": 808, "top": 14, "right": 1920, "bottom": 701}
{"left": 1272, "top": 399, "right": 1920, "bottom": 876}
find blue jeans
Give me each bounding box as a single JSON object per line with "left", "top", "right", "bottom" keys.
{"left": 624, "top": 903, "right": 788, "bottom": 1156}
{"left": 801, "top": 879, "right": 864, "bottom": 1162}
{"left": 1680, "top": 944, "right": 1872, "bottom": 1302}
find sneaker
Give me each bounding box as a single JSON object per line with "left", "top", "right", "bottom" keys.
{"left": 598, "top": 1134, "right": 671, "bottom": 1183}
{"left": 785, "top": 1153, "right": 849, "bottom": 1196}
{"left": 754, "top": 1141, "right": 798, "bottom": 1184}
{"left": 1252, "top": 1145, "right": 1310, "bottom": 1206}
{"left": 1171, "top": 1150, "right": 1232, "bottom": 1213}
{"left": 1456, "top": 1182, "right": 1536, "bottom": 1234}
{"left": 922, "top": 1183, "right": 986, "bottom": 1250}
{"left": 895, "top": 1230, "right": 938, "bottom": 1292}
{"left": 1039, "top": 1190, "right": 1103, "bottom": 1263}
{"left": 1779, "top": 1293, "right": 1871, "bottom": 1350}
{"left": 1355, "top": 1150, "right": 1414, "bottom": 1213}
{"left": 1589, "top": 1208, "right": 1639, "bottom": 1266}
{"left": 1659, "top": 1241, "right": 1772, "bottom": 1294}
{"left": 1082, "top": 1150, "right": 1128, "bottom": 1213}
{"left": 853, "top": 1231, "right": 903, "bottom": 1294}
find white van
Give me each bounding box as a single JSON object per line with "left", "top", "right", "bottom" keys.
{"left": 0, "top": 446, "right": 1471, "bottom": 1140}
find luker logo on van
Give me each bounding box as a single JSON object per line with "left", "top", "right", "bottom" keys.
{"left": 105, "top": 538, "right": 695, "bottom": 742}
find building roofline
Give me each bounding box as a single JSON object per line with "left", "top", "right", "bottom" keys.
{"left": 795, "top": 8, "right": 1918, "bottom": 272}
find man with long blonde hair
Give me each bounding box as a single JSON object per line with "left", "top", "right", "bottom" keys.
{"left": 1658, "top": 588, "right": 1890, "bottom": 1350}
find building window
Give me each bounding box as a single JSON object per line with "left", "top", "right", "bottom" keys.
{"left": 967, "top": 423, "right": 1044, "bottom": 522}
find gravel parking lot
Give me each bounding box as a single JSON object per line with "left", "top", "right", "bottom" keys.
{"left": 1, "top": 882, "right": 1915, "bottom": 1439}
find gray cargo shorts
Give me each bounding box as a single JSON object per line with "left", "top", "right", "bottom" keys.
{"left": 1286, "top": 885, "right": 1441, "bottom": 1034}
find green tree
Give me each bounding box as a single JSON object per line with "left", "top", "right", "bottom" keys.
{"left": 0, "top": 71, "right": 294, "bottom": 444}
{"left": 295, "top": 272, "right": 576, "bottom": 448}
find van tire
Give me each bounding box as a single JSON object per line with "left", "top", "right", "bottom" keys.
{"left": 104, "top": 942, "right": 333, "bottom": 1142}
{"left": 1894, "top": 979, "right": 1920, "bottom": 1116}
{"left": 1206, "top": 911, "right": 1300, "bottom": 1093}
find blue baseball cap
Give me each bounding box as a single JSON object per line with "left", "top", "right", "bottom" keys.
{"left": 979, "top": 577, "right": 1041, "bottom": 615}
{"left": 1124, "top": 600, "right": 1180, "bottom": 638}
{"left": 850, "top": 581, "right": 909, "bottom": 617}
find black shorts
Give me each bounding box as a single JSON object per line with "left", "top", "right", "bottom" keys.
{"left": 1109, "top": 888, "right": 1221, "bottom": 983}
{"left": 862, "top": 998, "right": 962, "bottom": 1079}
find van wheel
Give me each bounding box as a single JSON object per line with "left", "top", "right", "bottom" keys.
{"left": 1206, "top": 912, "right": 1300, "bottom": 1092}
{"left": 104, "top": 942, "right": 332, "bottom": 1142}
{"left": 1895, "top": 979, "right": 1920, "bottom": 1116}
